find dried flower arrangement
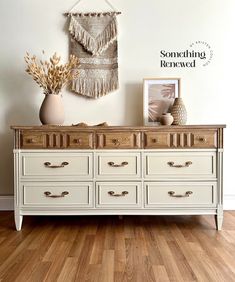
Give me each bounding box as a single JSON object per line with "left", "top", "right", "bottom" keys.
{"left": 24, "top": 51, "right": 79, "bottom": 95}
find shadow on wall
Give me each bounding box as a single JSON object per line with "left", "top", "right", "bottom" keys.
{"left": 0, "top": 69, "right": 39, "bottom": 195}
{"left": 124, "top": 83, "right": 143, "bottom": 126}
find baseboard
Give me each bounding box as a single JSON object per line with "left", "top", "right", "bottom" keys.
{"left": 0, "top": 195, "right": 235, "bottom": 211}
{"left": 0, "top": 196, "right": 14, "bottom": 211}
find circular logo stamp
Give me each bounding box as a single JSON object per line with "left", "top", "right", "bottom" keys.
{"left": 189, "top": 41, "right": 213, "bottom": 66}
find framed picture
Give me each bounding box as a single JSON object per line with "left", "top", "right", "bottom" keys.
{"left": 143, "top": 78, "right": 180, "bottom": 125}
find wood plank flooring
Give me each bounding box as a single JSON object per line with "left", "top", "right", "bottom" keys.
{"left": 0, "top": 212, "right": 235, "bottom": 282}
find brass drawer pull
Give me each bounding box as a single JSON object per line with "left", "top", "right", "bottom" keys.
{"left": 167, "top": 161, "right": 192, "bottom": 168}
{"left": 197, "top": 136, "right": 206, "bottom": 143}
{"left": 44, "top": 161, "right": 69, "bottom": 168}
{"left": 112, "top": 139, "right": 120, "bottom": 146}
{"left": 108, "top": 191, "right": 129, "bottom": 197}
{"left": 168, "top": 191, "right": 193, "bottom": 198}
{"left": 44, "top": 191, "right": 69, "bottom": 198}
{"left": 108, "top": 161, "right": 128, "bottom": 167}
{"left": 27, "top": 138, "right": 37, "bottom": 144}
{"left": 74, "top": 138, "right": 82, "bottom": 144}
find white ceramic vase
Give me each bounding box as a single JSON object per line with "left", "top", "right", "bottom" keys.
{"left": 39, "top": 94, "right": 65, "bottom": 125}
{"left": 161, "top": 113, "right": 174, "bottom": 125}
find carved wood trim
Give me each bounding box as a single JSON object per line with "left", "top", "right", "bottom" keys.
{"left": 12, "top": 126, "right": 225, "bottom": 149}
{"left": 144, "top": 130, "right": 217, "bottom": 149}
{"left": 19, "top": 131, "right": 94, "bottom": 149}
{"left": 218, "top": 128, "right": 224, "bottom": 149}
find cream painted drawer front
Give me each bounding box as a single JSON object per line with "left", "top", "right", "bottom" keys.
{"left": 145, "top": 182, "right": 217, "bottom": 207}
{"left": 96, "top": 182, "right": 141, "bottom": 208}
{"left": 144, "top": 152, "right": 216, "bottom": 179}
{"left": 22, "top": 182, "right": 93, "bottom": 207}
{"left": 21, "top": 152, "right": 92, "bottom": 179}
{"left": 96, "top": 152, "right": 141, "bottom": 179}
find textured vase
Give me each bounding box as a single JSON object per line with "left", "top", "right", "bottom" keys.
{"left": 171, "top": 98, "right": 187, "bottom": 125}
{"left": 161, "top": 113, "right": 174, "bottom": 126}
{"left": 39, "top": 94, "right": 65, "bottom": 125}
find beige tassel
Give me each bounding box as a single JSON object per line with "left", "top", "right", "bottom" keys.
{"left": 71, "top": 73, "right": 118, "bottom": 99}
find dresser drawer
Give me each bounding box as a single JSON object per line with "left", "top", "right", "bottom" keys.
{"left": 144, "top": 130, "right": 217, "bottom": 148}
{"left": 96, "top": 132, "right": 141, "bottom": 149}
{"left": 22, "top": 182, "right": 93, "bottom": 207}
{"left": 67, "top": 132, "right": 93, "bottom": 149}
{"left": 20, "top": 131, "right": 94, "bottom": 149}
{"left": 145, "top": 182, "right": 217, "bottom": 207}
{"left": 96, "top": 182, "right": 142, "bottom": 208}
{"left": 96, "top": 152, "right": 141, "bottom": 179}
{"left": 21, "top": 152, "right": 92, "bottom": 179}
{"left": 144, "top": 152, "right": 216, "bottom": 179}
{"left": 21, "top": 131, "right": 44, "bottom": 149}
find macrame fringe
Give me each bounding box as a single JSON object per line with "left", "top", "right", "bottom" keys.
{"left": 71, "top": 76, "right": 118, "bottom": 99}
{"left": 96, "top": 17, "right": 117, "bottom": 55}
{"left": 69, "top": 15, "right": 117, "bottom": 56}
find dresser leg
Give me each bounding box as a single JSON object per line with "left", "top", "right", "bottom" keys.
{"left": 215, "top": 204, "right": 223, "bottom": 230}
{"left": 15, "top": 210, "right": 23, "bottom": 231}
{"left": 215, "top": 215, "right": 223, "bottom": 230}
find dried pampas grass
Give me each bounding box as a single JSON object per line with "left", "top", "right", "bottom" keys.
{"left": 24, "top": 51, "right": 79, "bottom": 95}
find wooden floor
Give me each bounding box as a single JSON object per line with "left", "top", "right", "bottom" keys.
{"left": 0, "top": 212, "right": 235, "bottom": 282}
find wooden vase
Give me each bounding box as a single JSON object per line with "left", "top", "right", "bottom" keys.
{"left": 39, "top": 94, "right": 65, "bottom": 125}
{"left": 171, "top": 98, "right": 187, "bottom": 125}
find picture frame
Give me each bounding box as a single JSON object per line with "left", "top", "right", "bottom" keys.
{"left": 143, "top": 78, "right": 180, "bottom": 125}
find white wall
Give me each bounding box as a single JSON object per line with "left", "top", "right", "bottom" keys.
{"left": 0, "top": 0, "right": 234, "bottom": 207}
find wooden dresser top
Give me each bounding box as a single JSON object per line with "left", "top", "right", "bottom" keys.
{"left": 11, "top": 124, "right": 226, "bottom": 131}
{"left": 11, "top": 125, "right": 225, "bottom": 150}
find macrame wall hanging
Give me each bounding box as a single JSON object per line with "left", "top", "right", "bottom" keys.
{"left": 65, "top": 0, "right": 121, "bottom": 99}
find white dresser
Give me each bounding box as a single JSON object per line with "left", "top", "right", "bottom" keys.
{"left": 12, "top": 125, "right": 225, "bottom": 230}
